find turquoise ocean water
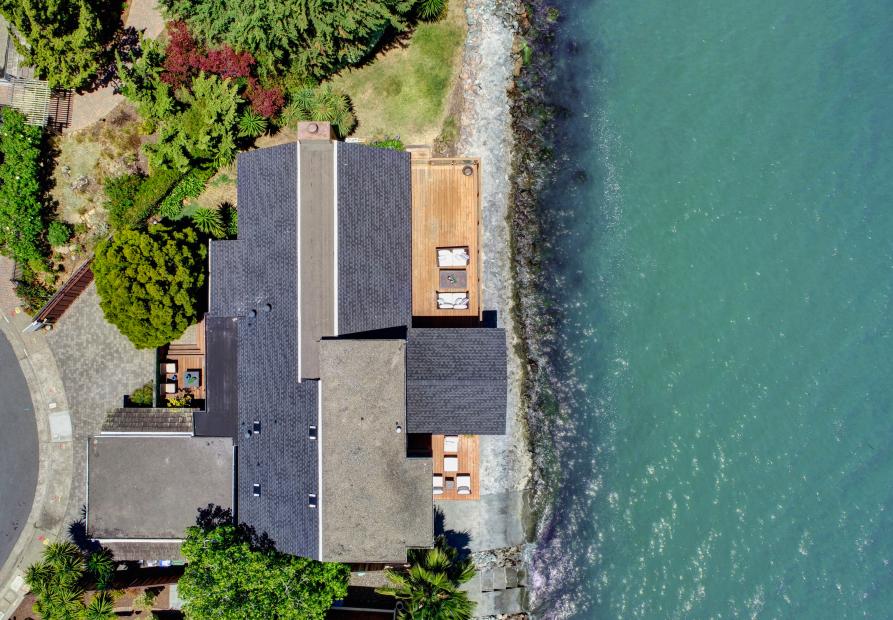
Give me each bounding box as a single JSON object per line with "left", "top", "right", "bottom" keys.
{"left": 530, "top": 1, "right": 893, "bottom": 617}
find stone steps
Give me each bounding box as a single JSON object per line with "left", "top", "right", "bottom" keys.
{"left": 464, "top": 565, "right": 527, "bottom": 617}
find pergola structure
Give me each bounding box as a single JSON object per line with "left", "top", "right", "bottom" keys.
{"left": 0, "top": 16, "right": 51, "bottom": 126}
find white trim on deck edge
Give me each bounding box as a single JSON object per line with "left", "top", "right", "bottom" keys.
{"left": 317, "top": 379, "right": 324, "bottom": 561}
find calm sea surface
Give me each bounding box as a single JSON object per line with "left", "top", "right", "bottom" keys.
{"left": 531, "top": 1, "right": 893, "bottom": 618}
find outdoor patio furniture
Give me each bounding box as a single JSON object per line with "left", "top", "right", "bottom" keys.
{"left": 437, "top": 247, "right": 471, "bottom": 268}
{"left": 163, "top": 382, "right": 177, "bottom": 394}
{"left": 439, "top": 269, "right": 468, "bottom": 289}
{"left": 433, "top": 475, "right": 444, "bottom": 495}
{"left": 443, "top": 435, "right": 460, "bottom": 453}
{"left": 457, "top": 474, "right": 471, "bottom": 496}
{"left": 437, "top": 292, "right": 469, "bottom": 310}
{"left": 161, "top": 361, "right": 177, "bottom": 374}
{"left": 184, "top": 369, "right": 201, "bottom": 388}
{"left": 444, "top": 456, "right": 459, "bottom": 472}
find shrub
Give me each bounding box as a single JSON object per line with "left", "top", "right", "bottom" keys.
{"left": 237, "top": 109, "right": 267, "bottom": 137}
{"left": 0, "top": 108, "right": 47, "bottom": 268}
{"left": 25, "top": 541, "right": 118, "bottom": 619}
{"left": 105, "top": 170, "right": 183, "bottom": 229}
{"left": 246, "top": 80, "right": 284, "bottom": 118}
{"left": 14, "top": 278, "right": 54, "bottom": 313}
{"left": 369, "top": 135, "right": 405, "bottom": 151}
{"left": 130, "top": 382, "right": 154, "bottom": 407}
{"left": 280, "top": 85, "right": 355, "bottom": 137}
{"left": 417, "top": 0, "right": 446, "bottom": 20}
{"left": 166, "top": 392, "right": 193, "bottom": 408}
{"left": 219, "top": 202, "right": 238, "bottom": 238}
{"left": 162, "top": 21, "right": 255, "bottom": 87}
{"left": 0, "top": 0, "right": 104, "bottom": 89}
{"left": 145, "top": 74, "right": 241, "bottom": 172}
{"left": 47, "top": 221, "right": 72, "bottom": 247}
{"left": 191, "top": 207, "right": 224, "bottom": 238}
{"left": 159, "top": 168, "right": 214, "bottom": 219}
{"left": 93, "top": 224, "right": 208, "bottom": 349}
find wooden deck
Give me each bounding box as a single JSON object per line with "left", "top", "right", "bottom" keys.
{"left": 432, "top": 434, "right": 480, "bottom": 501}
{"left": 159, "top": 320, "right": 206, "bottom": 401}
{"left": 411, "top": 158, "right": 482, "bottom": 319}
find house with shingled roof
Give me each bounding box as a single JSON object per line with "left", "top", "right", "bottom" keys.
{"left": 85, "top": 121, "right": 508, "bottom": 565}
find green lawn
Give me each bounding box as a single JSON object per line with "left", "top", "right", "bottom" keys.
{"left": 330, "top": 0, "right": 465, "bottom": 144}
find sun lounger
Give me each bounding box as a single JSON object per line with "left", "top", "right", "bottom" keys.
{"left": 437, "top": 247, "right": 471, "bottom": 267}
{"left": 444, "top": 456, "right": 459, "bottom": 472}
{"left": 443, "top": 435, "right": 459, "bottom": 453}
{"left": 163, "top": 382, "right": 177, "bottom": 394}
{"left": 438, "top": 292, "right": 469, "bottom": 310}
{"left": 457, "top": 474, "right": 471, "bottom": 495}
{"left": 161, "top": 361, "right": 176, "bottom": 373}
{"left": 433, "top": 475, "right": 444, "bottom": 496}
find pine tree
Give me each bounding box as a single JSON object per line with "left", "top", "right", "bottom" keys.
{"left": 158, "top": 0, "right": 417, "bottom": 80}
{"left": 0, "top": 0, "right": 104, "bottom": 89}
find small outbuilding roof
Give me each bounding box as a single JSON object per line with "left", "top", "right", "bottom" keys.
{"left": 319, "top": 339, "right": 432, "bottom": 563}
{"left": 87, "top": 436, "right": 233, "bottom": 540}
{"left": 406, "top": 328, "right": 508, "bottom": 435}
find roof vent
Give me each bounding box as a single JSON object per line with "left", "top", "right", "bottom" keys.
{"left": 307, "top": 122, "right": 319, "bottom": 134}
{"left": 248, "top": 309, "right": 257, "bottom": 318}
{"left": 308, "top": 494, "right": 318, "bottom": 508}
{"left": 395, "top": 422, "right": 403, "bottom": 434}
{"left": 462, "top": 165, "right": 474, "bottom": 176}
{"left": 309, "top": 425, "right": 317, "bottom": 439}
{"left": 253, "top": 420, "right": 261, "bottom": 434}
{"left": 244, "top": 430, "right": 251, "bottom": 439}
{"left": 262, "top": 303, "right": 272, "bottom": 313}
{"left": 253, "top": 484, "right": 261, "bottom": 497}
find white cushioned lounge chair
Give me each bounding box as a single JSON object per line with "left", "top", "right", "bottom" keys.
{"left": 457, "top": 474, "right": 471, "bottom": 496}
{"left": 433, "top": 475, "right": 444, "bottom": 496}
{"left": 444, "top": 456, "right": 459, "bottom": 473}
{"left": 443, "top": 435, "right": 459, "bottom": 453}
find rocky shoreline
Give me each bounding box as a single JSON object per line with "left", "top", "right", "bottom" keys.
{"left": 455, "top": 0, "right": 565, "bottom": 617}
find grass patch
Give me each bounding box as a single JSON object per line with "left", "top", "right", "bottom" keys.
{"left": 330, "top": 0, "right": 465, "bottom": 144}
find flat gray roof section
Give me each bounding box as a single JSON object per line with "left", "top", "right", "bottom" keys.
{"left": 319, "top": 340, "right": 432, "bottom": 563}
{"left": 299, "top": 140, "right": 336, "bottom": 379}
{"left": 406, "top": 328, "right": 508, "bottom": 435}
{"left": 336, "top": 143, "right": 412, "bottom": 336}
{"left": 87, "top": 436, "right": 233, "bottom": 539}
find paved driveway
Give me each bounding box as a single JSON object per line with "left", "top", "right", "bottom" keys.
{"left": 0, "top": 332, "right": 38, "bottom": 568}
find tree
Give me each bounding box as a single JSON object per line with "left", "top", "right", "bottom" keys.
{"left": 0, "top": 0, "right": 104, "bottom": 89}
{"left": 24, "top": 541, "right": 118, "bottom": 620}
{"left": 92, "top": 224, "right": 207, "bottom": 349}
{"left": 144, "top": 73, "right": 241, "bottom": 172}
{"left": 377, "top": 537, "right": 476, "bottom": 620}
{"left": 158, "top": 0, "right": 417, "bottom": 80}
{"left": 179, "top": 519, "right": 350, "bottom": 620}
{"left": 0, "top": 107, "right": 46, "bottom": 269}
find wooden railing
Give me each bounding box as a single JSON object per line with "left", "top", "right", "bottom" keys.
{"left": 24, "top": 257, "right": 93, "bottom": 331}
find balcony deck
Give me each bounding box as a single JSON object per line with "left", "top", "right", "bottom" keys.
{"left": 411, "top": 157, "right": 482, "bottom": 320}
{"left": 159, "top": 320, "right": 206, "bottom": 402}
{"left": 432, "top": 434, "right": 480, "bottom": 501}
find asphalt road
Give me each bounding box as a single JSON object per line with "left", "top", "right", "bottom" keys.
{"left": 0, "top": 331, "right": 38, "bottom": 569}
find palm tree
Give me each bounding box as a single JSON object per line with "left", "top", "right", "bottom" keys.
{"left": 377, "top": 537, "right": 476, "bottom": 620}
{"left": 81, "top": 591, "right": 118, "bottom": 620}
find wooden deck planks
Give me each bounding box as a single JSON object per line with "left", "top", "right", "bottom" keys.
{"left": 411, "top": 158, "right": 482, "bottom": 319}
{"left": 432, "top": 434, "right": 480, "bottom": 501}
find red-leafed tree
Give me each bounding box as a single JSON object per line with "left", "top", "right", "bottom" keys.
{"left": 246, "top": 78, "right": 284, "bottom": 118}
{"left": 162, "top": 21, "right": 200, "bottom": 87}
{"left": 200, "top": 46, "right": 254, "bottom": 79}
{"left": 162, "top": 21, "right": 256, "bottom": 86}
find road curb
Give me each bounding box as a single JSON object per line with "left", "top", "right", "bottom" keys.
{"left": 0, "top": 309, "right": 73, "bottom": 619}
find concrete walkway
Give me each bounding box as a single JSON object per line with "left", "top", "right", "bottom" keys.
{"left": 0, "top": 310, "right": 73, "bottom": 619}
{"left": 66, "top": 0, "right": 165, "bottom": 133}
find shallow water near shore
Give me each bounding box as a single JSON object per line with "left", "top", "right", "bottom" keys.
{"left": 530, "top": 0, "right": 893, "bottom": 617}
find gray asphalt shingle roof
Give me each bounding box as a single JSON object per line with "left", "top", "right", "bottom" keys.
{"left": 233, "top": 143, "right": 319, "bottom": 558}
{"left": 406, "top": 328, "right": 508, "bottom": 434}
{"left": 336, "top": 143, "right": 412, "bottom": 335}
{"left": 208, "top": 240, "right": 245, "bottom": 318}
